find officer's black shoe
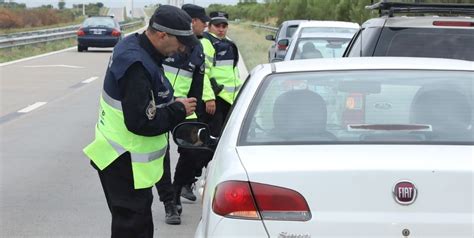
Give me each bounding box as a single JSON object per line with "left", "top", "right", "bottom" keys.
{"left": 164, "top": 201, "right": 181, "bottom": 225}
{"left": 181, "top": 183, "right": 197, "bottom": 202}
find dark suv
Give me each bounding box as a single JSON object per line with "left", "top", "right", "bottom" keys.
{"left": 343, "top": 1, "right": 474, "bottom": 61}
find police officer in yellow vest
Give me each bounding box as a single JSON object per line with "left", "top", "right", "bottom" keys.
{"left": 155, "top": 4, "right": 211, "bottom": 225}
{"left": 201, "top": 11, "right": 242, "bottom": 137}
{"left": 83, "top": 5, "right": 198, "bottom": 237}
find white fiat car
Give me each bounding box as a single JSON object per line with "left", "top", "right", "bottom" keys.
{"left": 173, "top": 57, "right": 473, "bottom": 238}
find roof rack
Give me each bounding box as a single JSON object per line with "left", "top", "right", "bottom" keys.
{"left": 366, "top": 0, "right": 474, "bottom": 17}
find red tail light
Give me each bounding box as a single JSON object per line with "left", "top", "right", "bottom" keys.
{"left": 277, "top": 44, "right": 287, "bottom": 50}
{"left": 212, "top": 181, "right": 311, "bottom": 221}
{"left": 212, "top": 181, "right": 260, "bottom": 219}
{"left": 433, "top": 21, "right": 473, "bottom": 27}
{"left": 77, "top": 28, "right": 85, "bottom": 36}
{"left": 111, "top": 29, "right": 121, "bottom": 37}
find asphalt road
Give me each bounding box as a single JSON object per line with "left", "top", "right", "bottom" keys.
{"left": 0, "top": 35, "right": 248, "bottom": 237}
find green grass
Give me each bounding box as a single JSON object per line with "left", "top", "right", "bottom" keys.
{"left": 0, "top": 17, "right": 86, "bottom": 35}
{"left": 227, "top": 22, "right": 273, "bottom": 72}
{"left": 0, "top": 22, "right": 145, "bottom": 63}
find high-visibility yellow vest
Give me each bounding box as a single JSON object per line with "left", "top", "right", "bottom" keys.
{"left": 202, "top": 32, "right": 242, "bottom": 105}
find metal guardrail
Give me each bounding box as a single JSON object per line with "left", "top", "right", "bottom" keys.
{"left": 0, "top": 25, "right": 81, "bottom": 40}
{"left": 0, "top": 20, "right": 144, "bottom": 49}
{"left": 251, "top": 23, "right": 278, "bottom": 32}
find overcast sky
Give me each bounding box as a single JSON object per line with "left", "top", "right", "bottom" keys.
{"left": 10, "top": 0, "right": 243, "bottom": 8}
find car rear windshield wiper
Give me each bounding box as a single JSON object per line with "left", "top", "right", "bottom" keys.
{"left": 347, "top": 124, "right": 432, "bottom": 131}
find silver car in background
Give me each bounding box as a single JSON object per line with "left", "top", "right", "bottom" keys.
{"left": 174, "top": 57, "right": 473, "bottom": 237}
{"left": 283, "top": 21, "right": 359, "bottom": 61}
{"left": 266, "top": 20, "right": 308, "bottom": 62}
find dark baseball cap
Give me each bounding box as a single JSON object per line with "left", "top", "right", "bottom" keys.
{"left": 149, "top": 5, "right": 199, "bottom": 47}
{"left": 209, "top": 11, "right": 229, "bottom": 25}
{"left": 182, "top": 4, "right": 210, "bottom": 23}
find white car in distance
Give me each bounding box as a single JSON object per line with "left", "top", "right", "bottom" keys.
{"left": 173, "top": 57, "right": 474, "bottom": 238}
{"left": 281, "top": 21, "right": 359, "bottom": 61}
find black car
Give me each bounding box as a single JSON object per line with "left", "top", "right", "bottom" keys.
{"left": 343, "top": 1, "right": 474, "bottom": 61}
{"left": 77, "top": 16, "right": 122, "bottom": 52}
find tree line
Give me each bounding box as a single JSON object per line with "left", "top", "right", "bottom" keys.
{"left": 207, "top": 0, "right": 474, "bottom": 25}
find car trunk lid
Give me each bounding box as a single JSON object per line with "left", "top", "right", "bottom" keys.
{"left": 236, "top": 145, "right": 473, "bottom": 237}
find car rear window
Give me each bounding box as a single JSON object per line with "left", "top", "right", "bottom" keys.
{"left": 292, "top": 38, "right": 351, "bottom": 59}
{"left": 240, "top": 70, "right": 473, "bottom": 145}
{"left": 374, "top": 28, "right": 474, "bottom": 61}
{"left": 83, "top": 17, "right": 116, "bottom": 28}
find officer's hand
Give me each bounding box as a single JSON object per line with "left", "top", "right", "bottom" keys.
{"left": 205, "top": 100, "right": 216, "bottom": 115}
{"left": 176, "top": 97, "right": 197, "bottom": 116}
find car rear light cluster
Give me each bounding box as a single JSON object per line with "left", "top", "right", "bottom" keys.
{"left": 77, "top": 28, "right": 85, "bottom": 36}
{"left": 112, "top": 29, "right": 121, "bottom": 37}
{"left": 277, "top": 44, "right": 288, "bottom": 50}
{"left": 212, "top": 181, "right": 311, "bottom": 221}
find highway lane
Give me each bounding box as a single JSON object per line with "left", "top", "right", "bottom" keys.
{"left": 0, "top": 34, "right": 248, "bottom": 237}
{"left": 0, "top": 51, "right": 187, "bottom": 237}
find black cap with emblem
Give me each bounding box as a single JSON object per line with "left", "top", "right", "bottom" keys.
{"left": 182, "top": 4, "right": 210, "bottom": 23}
{"left": 209, "top": 11, "right": 229, "bottom": 25}
{"left": 149, "top": 5, "right": 199, "bottom": 47}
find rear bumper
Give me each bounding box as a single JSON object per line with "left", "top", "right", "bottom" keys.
{"left": 77, "top": 36, "right": 120, "bottom": 47}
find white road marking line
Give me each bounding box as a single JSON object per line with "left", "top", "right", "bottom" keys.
{"left": 23, "top": 65, "right": 84, "bottom": 69}
{"left": 18, "top": 102, "right": 47, "bottom": 113}
{"left": 0, "top": 47, "right": 76, "bottom": 67}
{"left": 82, "top": 76, "right": 98, "bottom": 84}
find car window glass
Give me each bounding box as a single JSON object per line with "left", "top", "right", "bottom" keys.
{"left": 375, "top": 28, "right": 474, "bottom": 61}
{"left": 83, "top": 17, "right": 116, "bottom": 28}
{"left": 286, "top": 25, "right": 299, "bottom": 38}
{"left": 292, "top": 38, "right": 351, "bottom": 59}
{"left": 347, "top": 27, "right": 381, "bottom": 57}
{"left": 241, "top": 70, "right": 473, "bottom": 145}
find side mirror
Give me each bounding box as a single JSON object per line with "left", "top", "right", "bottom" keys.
{"left": 172, "top": 122, "right": 218, "bottom": 150}
{"left": 265, "top": 34, "right": 275, "bottom": 41}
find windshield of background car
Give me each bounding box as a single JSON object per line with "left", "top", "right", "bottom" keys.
{"left": 240, "top": 70, "right": 473, "bottom": 145}
{"left": 374, "top": 28, "right": 474, "bottom": 61}
{"left": 291, "top": 38, "right": 351, "bottom": 59}
{"left": 83, "top": 17, "right": 116, "bottom": 28}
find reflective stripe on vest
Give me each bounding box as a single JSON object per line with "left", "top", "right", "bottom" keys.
{"left": 215, "top": 60, "right": 234, "bottom": 67}
{"left": 163, "top": 65, "right": 193, "bottom": 78}
{"left": 224, "top": 84, "right": 242, "bottom": 93}
{"left": 107, "top": 136, "right": 167, "bottom": 163}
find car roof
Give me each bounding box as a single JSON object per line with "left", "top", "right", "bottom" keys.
{"left": 281, "top": 20, "right": 309, "bottom": 25}
{"left": 298, "top": 20, "right": 360, "bottom": 29}
{"left": 362, "top": 15, "right": 473, "bottom": 28}
{"left": 299, "top": 32, "right": 355, "bottom": 39}
{"left": 271, "top": 57, "right": 474, "bottom": 73}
